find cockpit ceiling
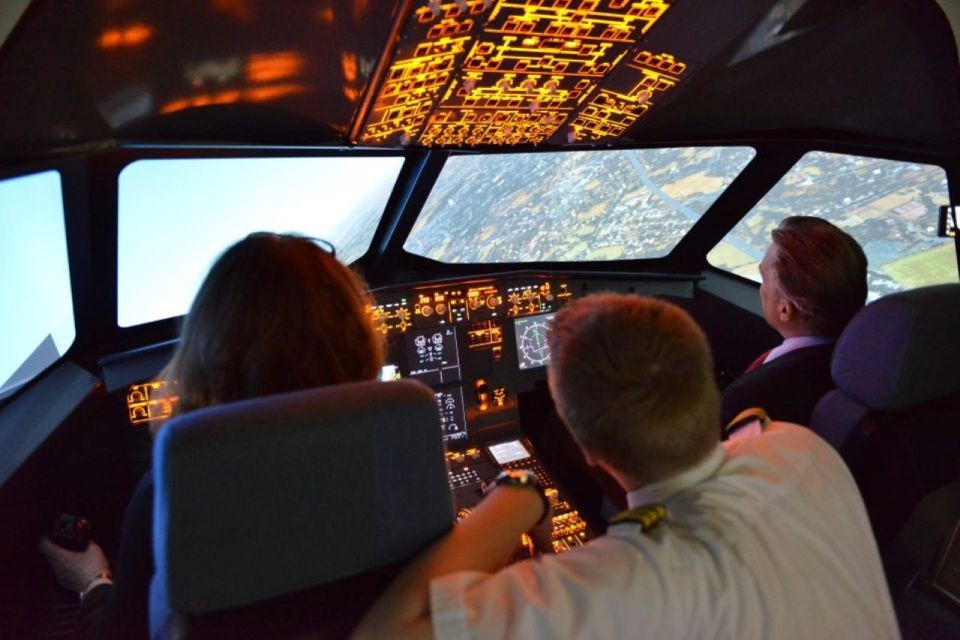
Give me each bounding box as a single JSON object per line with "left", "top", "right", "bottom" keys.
{"left": 0, "top": 0, "right": 958, "bottom": 161}
{"left": 358, "top": 0, "right": 694, "bottom": 146}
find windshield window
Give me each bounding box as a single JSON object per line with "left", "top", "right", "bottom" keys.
{"left": 404, "top": 147, "right": 756, "bottom": 263}
{"left": 117, "top": 156, "right": 404, "bottom": 327}
{"left": 708, "top": 151, "right": 956, "bottom": 300}
{"left": 0, "top": 171, "right": 75, "bottom": 401}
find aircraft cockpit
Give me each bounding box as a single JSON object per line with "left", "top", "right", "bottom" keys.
{"left": 1, "top": 0, "right": 959, "bottom": 636}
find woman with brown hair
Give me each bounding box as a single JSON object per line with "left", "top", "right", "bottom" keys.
{"left": 40, "top": 232, "right": 384, "bottom": 639}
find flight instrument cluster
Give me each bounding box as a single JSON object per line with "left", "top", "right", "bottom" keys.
{"left": 369, "top": 274, "right": 574, "bottom": 447}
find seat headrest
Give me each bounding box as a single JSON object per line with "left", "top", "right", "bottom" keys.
{"left": 831, "top": 283, "right": 960, "bottom": 410}
{"left": 152, "top": 378, "right": 452, "bottom": 614}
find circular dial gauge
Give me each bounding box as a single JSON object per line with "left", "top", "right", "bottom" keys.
{"left": 518, "top": 320, "right": 551, "bottom": 368}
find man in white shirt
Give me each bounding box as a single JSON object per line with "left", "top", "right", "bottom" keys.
{"left": 721, "top": 216, "right": 868, "bottom": 429}
{"left": 355, "top": 294, "right": 898, "bottom": 640}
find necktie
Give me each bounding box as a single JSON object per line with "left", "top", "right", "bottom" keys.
{"left": 745, "top": 348, "right": 773, "bottom": 373}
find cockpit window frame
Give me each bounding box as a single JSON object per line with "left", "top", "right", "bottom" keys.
{"left": 102, "top": 146, "right": 413, "bottom": 343}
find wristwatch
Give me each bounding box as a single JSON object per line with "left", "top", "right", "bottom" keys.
{"left": 494, "top": 469, "right": 551, "bottom": 524}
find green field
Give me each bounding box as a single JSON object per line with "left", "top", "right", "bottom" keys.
{"left": 881, "top": 243, "right": 959, "bottom": 288}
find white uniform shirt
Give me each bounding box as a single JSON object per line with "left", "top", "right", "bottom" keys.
{"left": 430, "top": 423, "right": 899, "bottom": 639}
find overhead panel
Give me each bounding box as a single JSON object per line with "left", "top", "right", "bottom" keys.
{"left": 358, "top": 0, "right": 687, "bottom": 146}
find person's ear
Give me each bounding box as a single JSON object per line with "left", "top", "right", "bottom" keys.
{"left": 777, "top": 296, "right": 795, "bottom": 323}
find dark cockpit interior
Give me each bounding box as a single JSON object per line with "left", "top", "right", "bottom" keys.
{"left": 1, "top": 0, "right": 959, "bottom": 637}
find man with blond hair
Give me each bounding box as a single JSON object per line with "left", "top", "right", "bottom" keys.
{"left": 356, "top": 294, "right": 898, "bottom": 640}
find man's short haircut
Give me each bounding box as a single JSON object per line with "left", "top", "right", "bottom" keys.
{"left": 771, "top": 216, "right": 868, "bottom": 337}
{"left": 547, "top": 294, "right": 719, "bottom": 483}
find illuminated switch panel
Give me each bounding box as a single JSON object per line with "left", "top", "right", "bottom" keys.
{"left": 360, "top": 0, "right": 681, "bottom": 146}
{"left": 446, "top": 447, "right": 483, "bottom": 463}
{"left": 127, "top": 381, "right": 179, "bottom": 425}
{"left": 416, "top": 284, "right": 503, "bottom": 324}
{"left": 566, "top": 49, "right": 687, "bottom": 142}
{"left": 369, "top": 297, "right": 413, "bottom": 335}
{"left": 466, "top": 284, "right": 502, "bottom": 315}
{"left": 467, "top": 319, "right": 504, "bottom": 348}
{"left": 505, "top": 281, "right": 554, "bottom": 317}
{"left": 415, "top": 289, "right": 457, "bottom": 324}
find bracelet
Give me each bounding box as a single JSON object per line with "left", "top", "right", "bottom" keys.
{"left": 80, "top": 571, "right": 114, "bottom": 603}
{"left": 494, "top": 470, "right": 551, "bottom": 525}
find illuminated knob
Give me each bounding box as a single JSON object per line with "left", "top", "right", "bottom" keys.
{"left": 397, "top": 308, "right": 410, "bottom": 321}
{"left": 436, "top": 303, "right": 447, "bottom": 315}
{"left": 421, "top": 305, "right": 433, "bottom": 317}
{"left": 468, "top": 298, "right": 479, "bottom": 310}
{"left": 486, "top": 295, "right": 498, "bottom": 309}
{"left": 523, "top": 290, "right": 532, "bottom": 300}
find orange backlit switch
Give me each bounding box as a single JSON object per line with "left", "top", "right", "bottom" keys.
{"left": 127, "top": 381, "right": 180, "bottom": 425}
{"left": 475, "top": 378, "right": 490, "bottom": 411}
{"left": 493, "top": 387, "right": 507, "bottom": 407}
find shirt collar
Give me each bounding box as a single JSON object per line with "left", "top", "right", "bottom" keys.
{"left": 763, "top": 335, "right": 832, "bottom": 365}
{"left": 625, "top": 445, "right": 726, "bottom": 509}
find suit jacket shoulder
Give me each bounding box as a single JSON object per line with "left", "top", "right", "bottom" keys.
{"left": 721, "top": 344, "right": 835, "bottom": 428}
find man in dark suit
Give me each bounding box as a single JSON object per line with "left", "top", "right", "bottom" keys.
{"left": 721, "top": 217, "right": 867, "bottom": 430}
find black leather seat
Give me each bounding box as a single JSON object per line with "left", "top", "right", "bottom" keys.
{"left": 148, "top": 379, "right": 452, "bottom": 639}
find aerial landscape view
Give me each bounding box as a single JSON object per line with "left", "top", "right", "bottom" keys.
{"left": 404, "top": 148, "right": 955, "bottom": 299}
{"left": 405, "top": 147, "right": 755, "bottom": 263}
{"left": 708, "top": 151, "right": 956, "bottom": 299}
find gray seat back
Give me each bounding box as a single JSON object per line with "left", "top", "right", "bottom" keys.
{"left": 149, "top": 378, "right": 451, "bottom": 636}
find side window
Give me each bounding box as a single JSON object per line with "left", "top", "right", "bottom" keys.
{"left": 708, "top": 151, "right": 956, "bottom": 300}
{"left": 0, "top": 171, "right": 75, "bottom": 401}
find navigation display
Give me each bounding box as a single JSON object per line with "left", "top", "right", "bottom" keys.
{"left": 436, "top": 387, "right": 467, "bottom": 443}
{"left": 488, "top": 440, "right": 531, "bottom": 465}
{"left": 406, "top": 327, "right": 461, "bottom": 385}
{"left": 514, "top": 313, "right": 554, "bottom": 370}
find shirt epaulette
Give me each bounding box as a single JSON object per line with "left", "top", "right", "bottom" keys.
{"left": 609, "top": 504, "right": 667, "bottom": 532}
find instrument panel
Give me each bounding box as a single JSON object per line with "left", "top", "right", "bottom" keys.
{"left": 369, "top": 274, "right": 574, "bottom": 448}
{"left": 118, "top": 271, "right": 694, "bottom": 557}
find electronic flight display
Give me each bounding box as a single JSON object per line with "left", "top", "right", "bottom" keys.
{"left": 514, "top": 313, "right": 555, "bottom": 370}
{"left": 436, "top": 387, "right": 467, "bottom": 443}
{"left": 406, "top": 327, "right": 461, "bottom": 385}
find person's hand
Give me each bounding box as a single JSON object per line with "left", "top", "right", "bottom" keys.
{"left": 528, "top": 503, "right": 555, "bottom": 554}
{"left": 38, "top": 537, "right": 110, "bottom": 593}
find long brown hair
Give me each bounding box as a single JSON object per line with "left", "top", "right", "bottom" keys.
{"left": 160, "top": 232, "right": 383, "bottom": 415}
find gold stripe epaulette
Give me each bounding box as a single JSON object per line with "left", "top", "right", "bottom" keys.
{"left": 609, "top": 504, "right": 667, "bottom": 532}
